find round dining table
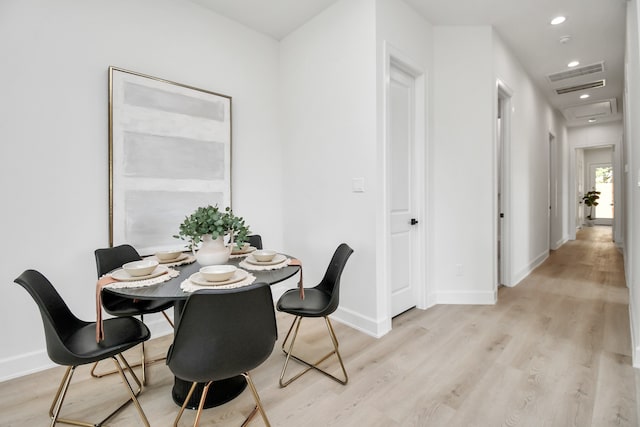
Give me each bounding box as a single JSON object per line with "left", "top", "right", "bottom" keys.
{"left": 102, "top": 253, "right": 300, "bottom": 409}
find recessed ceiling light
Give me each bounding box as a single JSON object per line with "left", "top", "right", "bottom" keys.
{"left": 559, "top": 35, "right": 572, "bottom": 44}
{"left": 588, "top": 118, "right": 596, "bottom": 123}
{"left": 568, "top": 61, "right": 580, "bottom": 68}
{"left": 580, "top": 94, "right": 590, "bottom": 99}
{"left": 551, "top": 16, "right": 566, "bottom": 25}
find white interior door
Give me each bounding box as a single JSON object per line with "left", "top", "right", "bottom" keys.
{"left": 389, "top": 64, "right": 419, "bottom": 317}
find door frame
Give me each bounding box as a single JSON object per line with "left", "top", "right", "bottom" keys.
{"left": 588, "top": 162, "right": 614, "bottom": 225}
{"left": 569, "top": 143, "right": 620, "bottom": 241}
{"left": 381, "top": 41, "right": 428, "bottom": 329}
{"left": 548, "top": 132, "right": 557, "bottom": 249}
{"left": 496, "top": 79, "right": 513, "bottom": 288}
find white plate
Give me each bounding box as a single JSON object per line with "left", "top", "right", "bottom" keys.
{"left": 246, "top": 253, "right": 287, "bottom": 266}
{"left": 231, "top": 246, "right": 257, "bottom": 255}
{"left": 110, "top": 265, "right": 169, "bottom": 281}
{"left": 189, "top": 269, "right": 249, "bottom": 286}
{"left": 157, "top": 253, "right": 188, "bottom": 264}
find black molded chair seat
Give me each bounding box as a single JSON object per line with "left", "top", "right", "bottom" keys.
{"left": 100, "top": 294, "right": 174, "bottom": 317}
{"left": 167, "top": 283, "right": 276, "bottom": 426}
{"left": 57, "top": 317, "right": 150, "bottom": 365}
{"left": 277, "top": 243, "right": 353, "bottom": 387}
{"left": 276, "top": 288, "right": 332, "bottom": 317}
{"left": 13, "top": 269, "right": 151, "bottom": 426}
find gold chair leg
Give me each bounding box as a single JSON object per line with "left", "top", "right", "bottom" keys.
{"left": 162, "top": 310, "right": 175, "bottom": 328}
{"left": 91, "top": 311, "right": 173, "bottom": 384}
{"left": 48, "top": 354, "right": 148, "bottom": 427}
{"left": 173, "top": 382, "right": 197, "bottom": 427}
{"left": 241, "top": 373, "right": 271, "bottom": 427}
{"left": 279, "top": 316, "right": 348, "bottom": 387}
{"left": 173, "top": 381, "right": 212, "bottom": 427}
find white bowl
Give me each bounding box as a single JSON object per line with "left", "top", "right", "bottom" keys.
{"left": 155, "top": 250, "right": 182, "bottom": 261}
{"left": 253, "top": 250, "right": 277, "bottom": 262}
{"left": 123, "top": 260, "right": 159, "bottom": 277}
{"left": 230, "top": 242, "right": 250, "bottom": 253}
{"left": 199, "top": 265, "right": 237, "bottom": 282}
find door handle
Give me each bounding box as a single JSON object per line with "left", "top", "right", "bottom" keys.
{"left": 410, "top": 218, "right": 419, "bottom": 225}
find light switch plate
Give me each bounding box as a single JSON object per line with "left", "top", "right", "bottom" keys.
{"left": 352, "top": 177, "right": 365, "bottom": 192}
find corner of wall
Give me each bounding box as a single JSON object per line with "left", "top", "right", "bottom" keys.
{"left": 333, "top": 306, "right": 391, "bottom": 338}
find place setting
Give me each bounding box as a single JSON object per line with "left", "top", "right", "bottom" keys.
{"left": 239, "top": 249, "right": 291, "bottom": 271}
{"left": 229, "top": 242, "right": 257, "bottom": 258}
{"left": 106, "top": 259, "right": 180, "bottom": 289}
{"left": 181, "top": 265, "right": 256, "bottom": 292}
{"left": 144, "top": 249, "right": 195, "bottom": 266}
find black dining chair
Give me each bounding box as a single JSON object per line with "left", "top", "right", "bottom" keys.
{"left": 247, "top": 234, "right": 263, "bottom": 250}
{"left": 13, "top": 269, "right": 151, "bottom": 427}
{"left": 166, "top": 283, "right": 277, "bottom": 427}
{"left": 93, "top": 244, "right": 175, "bottom": 384}
{"left": 276, "top": 243, "right": 353, "bottom": 387}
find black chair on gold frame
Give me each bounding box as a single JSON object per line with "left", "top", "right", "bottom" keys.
{"left": 13, "top": 269, "right": 150, "bottom": 427}
{"left": 276, "top": 243, "right": 353, "bottom": 387}
{"left": 92, "top": 244, "right": 174, "bottom": 384}
{"left": 166, "top": 283, "right": 277, "bottom": 427}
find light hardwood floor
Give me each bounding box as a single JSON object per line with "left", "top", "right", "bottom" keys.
{"left": 2, "top": 226, "right": 638, "bottom": 426}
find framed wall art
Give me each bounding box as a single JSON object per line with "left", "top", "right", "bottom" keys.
{"left": 109, "top": 66, "right": 232, "bottom": 255}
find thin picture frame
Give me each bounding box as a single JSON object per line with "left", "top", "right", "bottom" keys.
{"left": 109, "top": 67, "right": 232, "bottom": 255}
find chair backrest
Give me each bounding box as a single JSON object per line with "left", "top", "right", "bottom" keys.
{"left": 14, "top": 270, "right": 85, "bottom": 365}
{"left": 316, "top": 243, "right": 354, "bottom": 314}
{"left": 167, "top": 283, "right": 277, "bottom": 383}
{"left": 95, "top": 244, "right": 142, "bottom": 277}
{"left": 247, "top": 234, "right": 263, "bottom": 250}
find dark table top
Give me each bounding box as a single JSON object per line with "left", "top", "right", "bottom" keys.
{"left": 102, "top": 254, "right": 300, "bottom": 301}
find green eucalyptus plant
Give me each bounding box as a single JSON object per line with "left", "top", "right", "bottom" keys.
{"left": 174, "top": 205, "right": 250, "bottom": 250}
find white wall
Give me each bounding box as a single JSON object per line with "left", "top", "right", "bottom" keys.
{"left": 432, "top": 26, "right": 496, "bottom": 303}
{"left": 279, "top": 0, "right": 379, "bottom": 334}
{"left": 0, "top": 0, "right": 281, "bottom": 381}
{"left": 492, "top": 33, "right": 569, "bottom": 286}
{"left": 624, "top": 0, "right": 640, "bottom": 367}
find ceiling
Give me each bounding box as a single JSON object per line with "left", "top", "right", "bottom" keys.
{"left": 191, "top": 0, "right": 627, "bottom": 127}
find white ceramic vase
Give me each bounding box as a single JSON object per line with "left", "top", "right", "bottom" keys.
{"left": 195, "top": 235, "right": 231, "bottom": 266}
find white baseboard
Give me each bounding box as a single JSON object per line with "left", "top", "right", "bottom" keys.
{"left": 512, "top": 250, "right": 549, "bottom": 286}
{"left": 0, "top": 349, "right": 56, "bottom": 383}
{"left": 332, "top": 306, "right": 391, "bottom": 338}
{"left": 0, "top": 315, "right": 175, "bottom": 384}
{"left": 551, "top": 236, "right": 568, "bottom": 250}
{"left": 433, "top": 290, "right": 496, "bottom": 305}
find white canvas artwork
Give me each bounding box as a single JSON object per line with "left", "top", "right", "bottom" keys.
{"left": 109, "top": 67, "right": 232, "bottom": 255}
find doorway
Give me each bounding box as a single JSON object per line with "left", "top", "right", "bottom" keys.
{"left": 548, "top": 133, "right": 556, "bottom": 250}
{"left": 388, "top": 61, "right": 419, "bottom": 317}
{"left": 589, "top": 163, "right": 614, "bottom": 225}
{"left": 496, "top": 81, "right": 512, "bottom": 287}
{"left": 384, "top": 45, "right": 426, "bottom": 320}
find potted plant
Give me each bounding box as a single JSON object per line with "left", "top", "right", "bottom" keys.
{"left": 581, "top": 189, "right": 601, "bottom": 226}
{"left": 174, "top": 205, "right": 250, "bottom": 265}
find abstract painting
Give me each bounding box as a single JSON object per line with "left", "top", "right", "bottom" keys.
{"left": 109, "top": 67, "right": 231, "bottom": 255}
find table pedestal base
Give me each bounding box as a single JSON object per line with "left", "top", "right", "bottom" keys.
{"left": 172, "top": 375, "right": 247, "bottom": 409}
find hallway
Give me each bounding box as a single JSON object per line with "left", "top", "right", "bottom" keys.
{"left": 1, "top": 226, "right": 637, "bottom": 426}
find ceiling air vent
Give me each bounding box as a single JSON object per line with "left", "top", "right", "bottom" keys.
{"left": 547, "top": 62, "right": 605, "bottom": 83}
{"left": 555, "top": 80, "right": 606, "bottom": 95}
